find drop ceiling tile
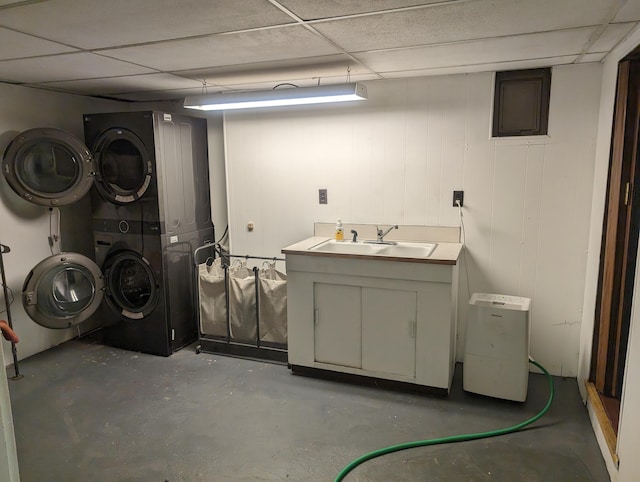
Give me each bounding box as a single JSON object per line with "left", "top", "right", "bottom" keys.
{"left": 177, "top": 54, "right": 372, "bottom": 86}
{"left": 34, "top": 73, "right": 203, "bottom": 95}
{"left": 0, "top": 0, "right": 294, "bottom": 49}
{"left": 614, "top": 1, "right": 640, "bottom": 22}
{"left": 588, "top": 22, "right": 636, "bottom": 52}
{"left": 100, "top": 26, "right": 341, "bottom": 72}
{"left": 312, "top": 0, "right": 617, "bottom": 52}
{"left": 355, "top": 28, "right": 596, "bottom": 73}
{"left": 577, "top": 52, "right": 606, "bottom": 63}
{"left": 0, "top": 52, "right": 155, "bottom": 83}
{"left": 381, "top": 56, "right": 579, "bottom": 78}
{"left": 278, "top": 0, "right": 449, "bottom": 20}
{"left": 0, "top": 27, "right": 77, "bottom": 59}
{"left": 112, "top": 87, "right": 207, "bottom": 102}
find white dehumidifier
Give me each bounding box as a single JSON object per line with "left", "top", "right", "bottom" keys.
{"left": 463, "top": 293, "right": 531, "bottom": 402}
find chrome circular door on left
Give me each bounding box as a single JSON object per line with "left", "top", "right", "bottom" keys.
{"left": 2, "top": 128, "right": 94, "bottom": 206}
{"left": 22, "top": 253, "right": 105, "bottom": 329}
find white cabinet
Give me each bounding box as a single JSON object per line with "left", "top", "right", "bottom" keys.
{"left": 314, "top": 283, "right": 361, "bottom": 368}
{"left": 362, "top": 287, "right": 416, "bottom": 378}
{"left": 313, "top": 284, "right": 417, "bottom": 378}
{"left": 286, "top": 253, "right": 459, "bottom": 393}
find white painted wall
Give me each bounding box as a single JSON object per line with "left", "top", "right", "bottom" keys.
{"left": 207, "top": 114, "right": 227, "bottom": 240}
{"left": 224, "top": 64, "right": 602, "bottom": 377}
{"left": 618, "top": 255, "right": 640, "bottom": 481}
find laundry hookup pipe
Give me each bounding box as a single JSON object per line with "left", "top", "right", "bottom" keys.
{"left": 334, "top": 359, "right": 554, "bottom": 482}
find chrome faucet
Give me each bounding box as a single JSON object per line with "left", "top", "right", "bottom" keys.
{"left": 375, "top": 225, "right": 398, "bottom": 244}
{"left": 350, "top": 229, "right": 358, "bottom": 243}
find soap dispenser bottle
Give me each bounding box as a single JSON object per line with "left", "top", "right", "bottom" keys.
{"left": 335, "top": 218, "right": 344, "bottom": 241}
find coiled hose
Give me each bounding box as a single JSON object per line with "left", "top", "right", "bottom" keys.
{"left": 334, "top": 359, "right": 554, "bottom": 482}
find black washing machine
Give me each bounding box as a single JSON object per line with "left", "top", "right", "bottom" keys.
{"left": 19, "top": 222, "right": 212, "bottom": 357}
{"left": 84, "top": 111, "right": 212, "bottom": 236}
{"left": 92, "top": 221, "right": 212, "bottom": 356}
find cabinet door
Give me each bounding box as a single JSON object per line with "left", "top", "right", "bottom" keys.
{"left": 314, "top": 283, "right": 361, "bottom": 368}
{"left": 362, "top": 288, "right": 417, "bottom": 378}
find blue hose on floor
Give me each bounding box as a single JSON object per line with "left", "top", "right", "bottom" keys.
{"left": 334, "top": 359, "right": 554, "bottom": 481}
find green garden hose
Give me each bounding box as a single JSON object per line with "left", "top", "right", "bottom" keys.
{"left": 334, "top": 359, "right": 554, "bottom": 482}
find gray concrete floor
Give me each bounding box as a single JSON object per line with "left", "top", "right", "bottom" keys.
{"left": 7, "top": 337, "right": 608, "bottom": 482}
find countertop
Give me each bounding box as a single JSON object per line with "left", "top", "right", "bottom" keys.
{"left": 282, "top": 237, "right": 462, "bottom": 265}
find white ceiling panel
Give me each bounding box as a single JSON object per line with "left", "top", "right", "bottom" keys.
{"left": 114, "top": 87, "right": 209, "bottom": 102}
{"left": 312, "top": 0, "right": 617, "bottom": 52}
{"left": 0, "top": 27, "right": 77, "bottom": 59}
{"left": 34, "top": 73, "right": 204, "bottom": 95}
{"left": 355, "top": 28, "right": 597, "bottom": 73}
{"left": 614, "top": 1, "right": 640, "bottom": 22}
{"left": 0, "top": 52, "right": 155, "bottom": 83}
{"left": 278, "top": 0, "right": 452, "bottom": 20}
{"left": 382, "top": 55, "right": 579, "bottom": 79}
{"left": 588, "top": 22, "right": 637, "bottom": 52}
{"left": 100, "top": 26, "right": 341, "bottom": 72}
{"left": 178, "top": 54, "right": 373, "bottom": 86}
{"left": 0, "top": 0, "right": 294, "bottom": 49}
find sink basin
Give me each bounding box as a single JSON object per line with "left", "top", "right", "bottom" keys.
{"left": 378, "top": 242, "right": 437, "bottom": 258}
{"left": 309, "top": 240, "right": 437, "bottom": 258}
{"left": 310, "top": 240, "right": 387, "bottom": 255}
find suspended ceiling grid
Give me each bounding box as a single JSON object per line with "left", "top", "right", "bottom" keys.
{"left": 0, "top": 0, "right": 638, "bottom": 102}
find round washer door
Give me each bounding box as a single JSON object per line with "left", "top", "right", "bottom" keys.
{"left": 92, "top": 128, "right": 153, "bottom": 205}
{"left": 2, "top": 128, "right": 94, "bottom": 207}
{"left": 103, "top": 251, "right": 158, "bottom": 320}
{"left": 22, "top": 253, "right": 104, "bottom": 329}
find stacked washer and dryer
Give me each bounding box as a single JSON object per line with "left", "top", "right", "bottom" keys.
{"left": 2, "top": 111, "right": 213, "bottom": 356}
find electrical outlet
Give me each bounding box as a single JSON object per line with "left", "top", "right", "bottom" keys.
{"left": 319, "top": 189, "right": 328, "bottom": 204}
{"left": 453, "top": 190, "right": 464, "bottom": 207}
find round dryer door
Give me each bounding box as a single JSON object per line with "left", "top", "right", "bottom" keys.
{"left": 92, "top": 128, "right": 152, "bottom": 205}
{"left": 2, "top": 128, "right": 94, "bottom": 207}
{"left": 103, "top": 251, "right": 159, "bottom": 320}
{"left": 22, "top": 253, "right": 104, "bottom": 329}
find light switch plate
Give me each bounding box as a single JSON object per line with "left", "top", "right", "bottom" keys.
{"left": 319, "top": 189, "right": 328, "bottom": 204}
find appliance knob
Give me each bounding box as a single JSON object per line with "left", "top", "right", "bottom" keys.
{"left": 119, "top": 220, "right": 130, "bottom": 234}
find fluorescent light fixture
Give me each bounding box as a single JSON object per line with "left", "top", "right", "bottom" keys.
{"left": 183, "top": 83, "right": 367, "bottom": 111}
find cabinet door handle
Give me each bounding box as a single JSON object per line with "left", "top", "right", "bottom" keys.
{"left": 409, "top": 320, "right": 416, "bottom": 338}
{"left": 314, "top": 309, "right": 319, "bottom": 326}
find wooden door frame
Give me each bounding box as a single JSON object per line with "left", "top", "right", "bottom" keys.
{"left": 592, "top": 54, "right": 640, "bottom": 398}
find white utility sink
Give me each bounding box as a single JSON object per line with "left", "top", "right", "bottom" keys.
{"left": 377, "top": 242, "right": 437, "bottom": 258}
{"left": 309, "top": 239, "right": 437, "bottom": 258}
